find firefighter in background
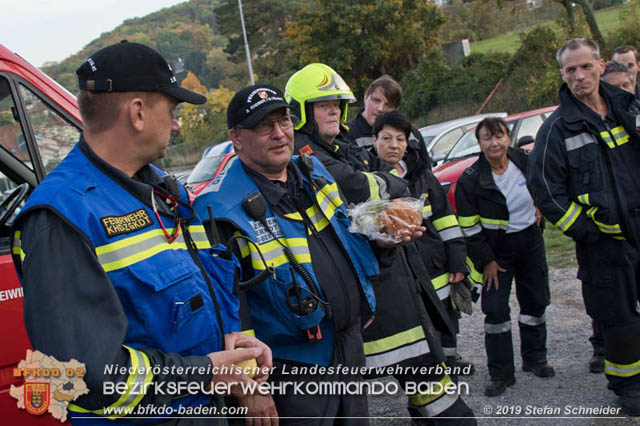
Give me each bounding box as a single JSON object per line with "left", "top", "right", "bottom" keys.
{"left": 456, "top": 117, "right": 554, "bottom": 398}
{"left": 370, "top": 110, "right": 473, "bottom": 377}
{"left": 285, "top": 63, "right": 476, "bottom": 424}
{"left": 528, "top": 38, "right": 640, "bottom": 416}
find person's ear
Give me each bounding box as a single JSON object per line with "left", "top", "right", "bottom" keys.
{"left": 127, "top": 97, "right": 145, "bottom": 132}
{"left": 230, "top": 128, "right": 242, "bottom": 153}
{"left": 598, "top": 58, "right": 606, "bottom": 76}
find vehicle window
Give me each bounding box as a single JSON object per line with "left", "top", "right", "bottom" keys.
{"left": 188, "top": 154, "right": 227, "bottom": 183}
{"left": 18, "top": 84, "right": 80, "bottom": 175}
{"left": 422, "top": 135, "right": 435, "bottom": 149}
{"left": 0, "top": 77, "right": 31, "bottom": 170}
{"left": 447, "top": 131, "right": 480, "bottom": 161}
{"left": 431, "top": 128, "right": 463, "bottom": 157}
{"left": 514, "top": 115, "right": 544, "bottom": 142}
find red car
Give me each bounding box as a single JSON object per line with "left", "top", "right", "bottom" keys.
{"left": 186, "top": 140, "right": 235, "bottom": 201}
{"left": 433, "top": 106, "right": 557, "bottom": 212}
{"left": 0, "top": 43, "right": 82, "bottom": 424}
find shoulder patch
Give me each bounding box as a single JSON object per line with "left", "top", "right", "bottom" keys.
{"left": 101, "top": 209, "right": 153, "bottom": 238}
{"left": 299, "top": 144, "right": 314, "bottom": 155}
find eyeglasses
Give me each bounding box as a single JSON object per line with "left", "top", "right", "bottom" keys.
{"left": 248, "top": 115, "right": 293, "bottom": 135}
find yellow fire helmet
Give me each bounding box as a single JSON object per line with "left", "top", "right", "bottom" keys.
{"left": 284, "top": 63, "right": 356, "bottom": 130}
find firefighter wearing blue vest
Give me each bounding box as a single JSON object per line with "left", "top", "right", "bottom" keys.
{"left": 193, "top": 84, "right": 381, "bottom": 424}
{"left": 527, "top": 38, "right": 640, "bottom": 416}
{"left": 10, "top": 41, "right": 274, "bottom": 424}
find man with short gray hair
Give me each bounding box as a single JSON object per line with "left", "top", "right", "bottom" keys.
{"left": 527, "top": 38, "right": 640, "bottom": 415}
{"left": 612, "top": 44, "right": 640, "bottom": 95}
{"left": 602, "top": 61, "right": 635, "bottom": 93}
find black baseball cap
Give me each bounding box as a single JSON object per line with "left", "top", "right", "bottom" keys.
{"left": 227, "top": 85, "right": 289, "bottom": 129}
{"left": 76, "top": 40, "right": 206, "bottom": 105}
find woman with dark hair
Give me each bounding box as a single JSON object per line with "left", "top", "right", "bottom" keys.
{"left": 455, "top": 117, "right": 553, "bottom": 397}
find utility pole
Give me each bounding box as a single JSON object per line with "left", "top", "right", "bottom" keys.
{"left": 238, "top": 0, "right": 254, "bottom": 85}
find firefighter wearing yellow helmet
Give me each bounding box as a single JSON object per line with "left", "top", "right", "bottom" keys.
{"left": 285, "top": 63, "right": 408, "bottom": 203}
{"left": 286, "top": 64, "right": 478, "bottom": 423}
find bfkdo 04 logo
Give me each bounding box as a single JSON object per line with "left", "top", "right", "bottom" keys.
{"left": 25, "top": 382, "right": 50, "bottom": 415}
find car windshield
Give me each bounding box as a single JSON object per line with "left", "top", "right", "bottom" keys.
{"left": 446, "top": 131, "right": 480, "bottom": 161}
{"left": 187, "top": 142, "right": 234, "bottom": 184}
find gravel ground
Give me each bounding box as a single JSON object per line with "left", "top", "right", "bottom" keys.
{"left": 367, "top": 267, "right": 640, "bottom": 425}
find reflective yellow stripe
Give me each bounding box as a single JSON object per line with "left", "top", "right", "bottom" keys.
{"left": 599, "top": 127, "right": 630, "bottom": 148}
{"left": 554, "top": 202, "right": 582, "bottom": 233}
{"left": 611, "top": 126, "right": 629, "bottom": 146}
{"left": 480, "top": 217, "right": 508, "bottom": 231}
{"left": 284, "top": 212, "right": 303, "bottom": 220}
{"left": 466, "top": 257, "right": 483, "bottom": 285}
{"left": 389, "top": 168, "right": 399, "bottom": 176}
{"left": 432, "top": 215, "right": 459, "bottom": 231}
{"left": 422, "top": 204, "right": 432, "bottom": 214}
{"left": 457, "top": 215, "right": 479, "bottom": 227}
{"left": 605, "top": 358, "right": 640, "bottom": 377}
{"left": 96, "top": 226, "right": 210, "bottom": 272}
{"left": 430, "top": 272, "right": 449, "bottom": 290}
{"left": 599, "top": 131, "right": 616, "bottom": 148}
{"left": 12, "top": 230, "right": 25, "bottom": 262}
{"left": 585, "top": 207, "right": 623, "bottom": 235}
{"left": 577, "top": 193, "right": 591, "bottom": 206}
{"left": 363, "top": 325, "right": 425, "bottom": 355}
{"left": 409, "top": 373, "right": 453, "bottom": 406}
{"left": 247, "top": 237, "right": 311, "bottom": 270}
{"left": 69, "top": 346, "right": 152, "bottom": 418}
{"left": 363, "top": 172, "right": 381, "bottom": 200}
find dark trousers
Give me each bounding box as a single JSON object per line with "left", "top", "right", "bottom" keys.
{"left": 269, "top": 322, "right": 369, "bottom": 425}
{"left": 577, "top": 236, "right": 640, "bottom": 395}
{"left": 481, "top": 225, "right": 550, "bottom": 379}
{"left": 589, "top": 320, "right": 605, "bottom": 356}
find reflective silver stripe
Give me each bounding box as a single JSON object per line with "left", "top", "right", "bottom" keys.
{"left": 355, "top": 136, "right": 373, "bottom": 147}
{"left": 317, "top": 186, "right": 342, "bottom": 213}
{"left": 253, "top": 244, "right": 309, "bottom": 263}
{"left": 365, "top": 340, "right": 430, "bottom": 368}
{"left": 443, "top": 347, "right": 457, "bottom": 357}
{"left": 605, "top": 361, "right": 640, "bottom": 377}
{"left": 437, "top": 285, "right": 451, "bottom": 301}
{"left": 97, "top": 232, "right": 187, "bottom": 265}
{"left": 117, "top": 349, "right": 150, "bottom": 410}
{"left": 422, "top": 209, "right": 433, "bottom": 219}
{"left": 485, "top": 321, "right": 511, "bottom": 334}
{"left": 461, "top": 223, "right": 482, "bottom": 237}
{"left": 412, "top": 392, "right": 459, "bottom": 417}
{"left": 481, "top": 222, "right": 508, "bottom": 231}
{"left": 565, "top": 133, "right": 596, "bottom": 151}
{"left": 519, "top": 313, "right": 546, "bottom": 326}
{"left": 439, "top": 227, "right": 463, "bottom": 241}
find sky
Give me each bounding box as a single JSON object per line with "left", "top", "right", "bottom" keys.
{"left": 2, "top": 0, "right": 187, "bottom": 67}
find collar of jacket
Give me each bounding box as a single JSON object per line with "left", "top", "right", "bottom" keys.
{"left": 558, "top": 81, "right": 636, "bottom": 132}
{"left": 477, "top": 147, "right": 528, "bottom": 191}
{"left": 403, "top": 139, "right": 429, "bottom": 181}
{"left": 351, "top": 109, "right": 372, "bottom": 137}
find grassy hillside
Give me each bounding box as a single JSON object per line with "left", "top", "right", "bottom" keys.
{"left": 472, "top": 4, "right": 625, "bottom": 54}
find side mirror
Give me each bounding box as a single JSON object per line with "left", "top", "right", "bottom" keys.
{"left": 431, "top": 153, "right": 445, "bottom": 167}
{"left": 517, "top": 135, "right": 534, "bottom": 148}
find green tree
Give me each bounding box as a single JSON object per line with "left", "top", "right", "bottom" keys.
{"left": 285, "top": 0, "right": 446, "bottom": 98}
{"left": 215, "top": 0, "right": 302, "bottom": 79}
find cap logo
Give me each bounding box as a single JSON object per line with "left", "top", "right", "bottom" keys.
{"left": 258, "top": 91, "right": 269, "bottom": 99}
{"left": 87, "top": 58, "right": 97, "bottom": 72}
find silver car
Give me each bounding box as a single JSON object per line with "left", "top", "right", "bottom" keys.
{"left": 419, "top": 112, "right": 507, "bottom": 165}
